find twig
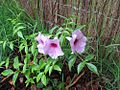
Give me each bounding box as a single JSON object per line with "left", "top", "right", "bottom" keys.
{"left": 0, "top": 74, "right": 13, "bottom": 88}
{"left": 65, "top": 71, "right": 85, "bottom": 89}
{"left": 0, "top": 74, "right": 12, "bottom": 84}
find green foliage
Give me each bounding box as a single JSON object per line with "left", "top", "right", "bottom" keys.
{"left": 85, "top": 54, "right": 94, "bottom": 62}
{"left": 53, "top": 65, "right": 62, "bottom": 72}
{"left": 17, "top": 31, "right": 24, "bottom": 39}
{"left": 1, "top": 69, "right": 14, "bottom": 76}
{"left": 86, "top": 63, "right": 99, "bottom": 75}
{"left": 77, "top": 54, "right": 98, "bottom": 75}
{"left": 0, "top": 61, "right": 5, "bottom": 67}
{"left": 9, "top": 42, "right": 14, "bottom": 51}
{"left": 68, "top": 55, "right": 76, "bottom": 71}
{"left": 0, "top": 13, "right": 99, "bottom": 88}
{"left": 13, "top": 56, "right": 20, "bottom": 70}
{"left": 36, "top": 73, "right": 43, "bottom": 83}
{"left": 12, "top": 72, "right": 19, "bottom": 85}
{"left": 5, "top": 57, "right": 9, "bottom": 69}
{"left": 77, "top": 61, "right": 86, "bottom": 74}
{"left": 41, "top": 75, "right": 47, "bottom": 86}
{"left": 1, "top": 1, "right": 119, "bottom": 89}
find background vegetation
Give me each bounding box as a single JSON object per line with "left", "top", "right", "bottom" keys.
{"left": 0, "top": 0, "right": 120, "bottom": 90}
{"left": 19, "top": 0, "right": 120, "bottom": 89}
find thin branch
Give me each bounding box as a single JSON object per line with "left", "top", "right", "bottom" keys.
{"left": 65, "top": 71, "right": 85, "bottom": 89}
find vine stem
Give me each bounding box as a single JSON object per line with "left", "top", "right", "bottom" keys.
{"left": 65, "top": 71, "right": 85, "bottom": 89}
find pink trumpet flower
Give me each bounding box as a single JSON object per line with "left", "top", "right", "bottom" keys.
{"left": 67, "top": 30, "right": 87, "bottom": 54}
{"left": 44, "top": 39, "right": 64, "bottom": 59}
{"left": 36, "top": 33, "right": 49, "bottom": 54}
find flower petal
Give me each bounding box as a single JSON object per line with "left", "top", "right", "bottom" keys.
{"left": 70, "top": 30, "right": 87, "bottom": 54}
{"left": 44, "top": 39, "right": 64, "bottom": 59}
{"left": 36, "top": 33, "right": 49, "bottom": 54}
{"left": 37, "top": 44, "right": 45, "bottom": 54}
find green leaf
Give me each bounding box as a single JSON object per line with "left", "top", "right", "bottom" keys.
{"left": 22, "top": 64, "right": 27, "bottom": 73}
{"left": 24, "top": 58, "right": 27, "bottom": 65}
{"left": 85, "top": 54, "right": 94, "bottom": 62}
{"left": 63, "top": 31, "right": 70, "bottom": 35}
{"left": 1, "top": 69, "right": 14, "bottom": 76}
{"left": 52, "top": 60, "right": 57, "bottom": 65}
{"left": 68, "top": 56, "right": 76, "bottom": 71}
{"left": 55, "top": 27, "right": 64, "bottom": 37}
{"left": 49, "top": 25, "right": 59, "bottom": 34}
{"left": 0, "top": 61, "right": 5, "bottom": 67}
{"left": 0, "top": 41, "right": 3, "bottom": 44}
{"left": 53, "top": 65, "right": 61, "bottom": 72}
{"left": 13, "top": 56, "right": 20, "bottom": 69}
{"left": 31, "top": 64, "right": 38, "bottom": 73}
{"left": 65, "top": 27, "right": 73, "bottom": 32}
{"left": 24, "top": 70, "right": 30, "bottom": 79}
{"left": 76, "top": 25, "right": 86, "bottom": 30}
{"left": 25, "top": 45, "right": 28, "bottom": 54}
{"left": 5, "top": 58, "right": 9, "bottom": 69}
{"left": 58, "top": 82, "right": 65, "bottom": 90}
{"left": 37, "top": 82, "right": 44, "bottom": 88}
{"left": 3, "top": 41, "right": 7, "bottom": 50}
{"left": 57, "top": 27, "right": 64, "bottom": 32}
{"left": 68, "top": 22, "right": 76, "bottom": 26}
{"left": 30, "top": 78, "right": 35, "bottom": 84}
{"left": 13, "top": 25, "right": 25, "bottom": 35}
{"left": 77, "top": 61, "right": 86, "bottom": 74}
{"left": 60, "top": 35, "right": 65, "bottom": 45}
{"left": 44, "top": 65, "right": 50, "bottom": 74}
{"left": 27, "top": 33, "right": 38, "bottom": 40}
{"left": 56, "top": 31, "right": 62, "bottom": 38}
{"left": 25, "top": 79, "right": 30, "bottom": 87}
{"left": 47, "top": 58, "right": 53, "bottom": 65}
{"left": 41, "top": 75, "right": 47, "bottom": 86}
{"left": 49, "top": 66, "right": 53, "bottom": 76}
{"left": 19, "top": 43, "right": 24, "bottom": 52}
{"left": 36, "top": 73, "right": 43, "bottom": 83}
{"left": 17, "top": 31, "right": 24, "bottom": 39}
{"left": 12, "top": 72, "right": 19, "bottom": 85}
{"left": 9, "top": 42, "right": 14, "bottom": 51}
{"left": 24, "top": 54, "right": 30, "bottom": 64}
{"left": 86, "top": 63, "right": 99, "bottom": 75}
{"left": 39, "top": 60, "right": 46, "bottom": 70}
{"left": 33, "top": 52, "right": 38, "bottom": 64}
{"left": 25, "top": 78, "right": 35, "bottom": 87}
{"left": 31, "top": 43, "right": 36, "bottom": 55}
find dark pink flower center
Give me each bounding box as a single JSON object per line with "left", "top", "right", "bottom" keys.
{"left": 74, "top": 39, "right": 78, "bottom": 45}
{"left": 40, "top": 39, "right": 44, "bottom": 44}
{"left": 50, "top": 43, "right": 57, "bottom": 48}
